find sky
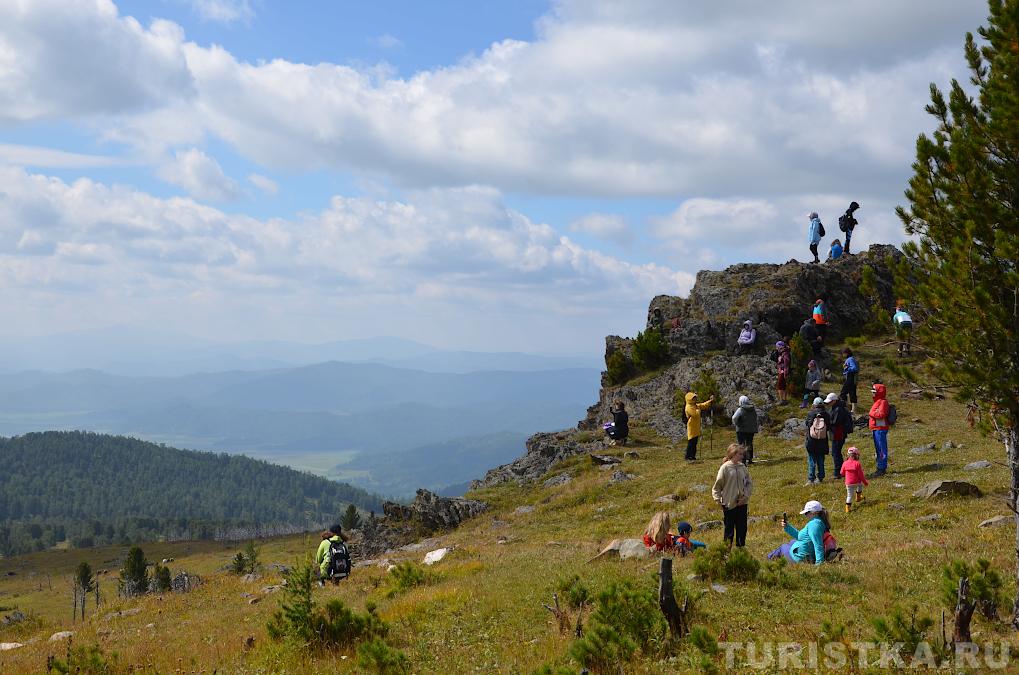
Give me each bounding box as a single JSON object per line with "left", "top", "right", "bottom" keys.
{"left": 0, "top": 0, "right": 989, "bottom": 355}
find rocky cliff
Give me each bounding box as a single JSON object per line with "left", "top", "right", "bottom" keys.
{"left": 474, "top": 245, "right": 903, "bottom": 489}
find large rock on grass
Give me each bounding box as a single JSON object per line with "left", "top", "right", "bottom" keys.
{"left": 472, "top": 430, "right": 606, "bottom": 488}
{"left": 913, "top": 480, "right": 982, "bottom": 500}
{"left": 383, "top": 489, "right": 487, "bottom": 531}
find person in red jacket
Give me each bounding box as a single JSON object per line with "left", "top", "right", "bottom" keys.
{"left": 839, "top": 447, "right": 869, "bottom": 512}
{"left": 868, "top": 383, "right": 890, "bottom": 476}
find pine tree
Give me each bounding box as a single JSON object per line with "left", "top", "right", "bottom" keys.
{"left": 341, "top": 504, "right": 363, "bottom": 532}
{"left": 73, "top": 561, "right": 95, "bottom": 621}
{"left": 119, "top": 546, "right": 149, "bottom": 597}
{"left": 895, "top": 0, "right": 1019, "bottom": 626}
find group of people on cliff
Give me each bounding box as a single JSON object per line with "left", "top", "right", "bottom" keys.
{"left": 808, "top": 201, "right": 859, "bottom": 264}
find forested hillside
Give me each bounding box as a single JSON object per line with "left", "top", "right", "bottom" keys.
{"left": 0, "top": 431, "right": 384, "bottom": 556}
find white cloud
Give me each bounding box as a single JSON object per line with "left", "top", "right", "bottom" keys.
{"left": 569, "top": 213, "right": 633, "bottom": 245}
{"left": 184, "top": 0, "right": 254, "bottom": 24}
{"left": 246, "top": 173, "right": 278, "bottom": 195}
{"left": 158, "top": 148, "right": 241, "bottom": 201}
{"left": 0, "top": 167, "right": 691, "bottom": 347}
{"left": 0, "top": 0, "right": 192, "bottom": 122}
{"left": 0, "top": 144, "right": 127, "bottom": 169}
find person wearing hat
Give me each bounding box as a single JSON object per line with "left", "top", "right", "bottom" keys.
{"left": 683, "top": 390, "right": 715, "bottom": 461}
{"left": 804, "top": 396, "right": 830, "bottom": 484}
{"left": 775, "top": 341, "right": 791, "bottom": 404}
{"left": 840, "top": 348, "right": 860, "bottom": 413}
{"left": 768, "top": 501, "right": 831, "bottom": 565}
{"left": 892, "top": 303, "right": 913, "bottom": 356}
{"left": 736, "top": 320, "right": 757, "bottom": 354}
{"left": 675, "top": 521, "right": 706, "bottom": 555}
{"left": 826, "top": 392, "right": 853, "bottom": 476}
{"left": 868, "top": 382, "right": 891, "bottom": 476}
{"left": 731, "top": 395, "right": 760, "bottom": 465}
{"left": 807, "top": 211, "right": 823, "bottom": 263}
{"left": 712, "top": 443, "right": 753, "bottom": 549}
{"left": 840, "top": 447, "right": 869, "bottom": 513}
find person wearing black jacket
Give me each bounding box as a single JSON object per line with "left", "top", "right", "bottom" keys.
{"left": 804, "top": 398, "right": 830, "bottom": 484}
{"left": 827, "top": 393, "right": 854, "bottom": 476}
{"left": 839, "top": 201, "right": 860, "bottom": 254}
{"left": 607, "top": 401, "right": 629, "bottom": 445}
{"left": 799, "top": 318, "right": 823, "bottom": 358}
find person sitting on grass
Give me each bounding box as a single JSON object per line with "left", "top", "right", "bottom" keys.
{"left": 675, "top": 521, "right": 707, "bottom": 555}
{"left": 605, "top": 400, "right": 629, "bottom": 446}
{"left": 768, "top": 501, "right": 838, "bottom": 565}
{"left": 642, "top": 511, "right": 679, "bottom": 553}
{"left": 840, "top": 447, "right": 869, "bottom": 513}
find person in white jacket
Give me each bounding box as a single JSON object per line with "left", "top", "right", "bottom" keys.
{"left": 711, "top": 444, "right": 753, "bottom": 549}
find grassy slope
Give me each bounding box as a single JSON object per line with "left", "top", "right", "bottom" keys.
{"left": 1, "top": 341, "right": 1016, "bottom": 673}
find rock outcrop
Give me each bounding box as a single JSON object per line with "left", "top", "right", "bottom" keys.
{"left": 476, "top": 245, "right": 903, "bottom": 489}
{"left": 382, "top": 489, "right": 487, "bottom": 531}
{"left": 641, "top": 244, "right": 902, "bottom": 360}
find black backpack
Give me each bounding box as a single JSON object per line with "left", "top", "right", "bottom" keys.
{"left": 838, "top": 214, "right": 849, "bottom": 232}
{"left": 327, "top": 540, "right": 352, "bottom": 580}
{"left": 887, "top": 404, "right": 898, "bottom": 427}
{"left": 818, "top": 221, "right": 826, "bottom": 237}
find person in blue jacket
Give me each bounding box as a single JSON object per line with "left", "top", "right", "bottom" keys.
{"left": 767, "top": 500, "right": 830, "bottom": 565}
{"left": 828, "top": 239, "right": 843, "bottom": 261}
{"left": 840, "top": 347, "right": 860, "bottom": 413}
{"left": 807, "top": 211, "right": 823, "bottom": 263}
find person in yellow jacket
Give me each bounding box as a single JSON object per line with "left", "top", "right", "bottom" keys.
{"left": 684, "top": 391, "right": 715, "bottom": 460}
{"left": 314, "top": 525, "right": 345, "bottom": 586}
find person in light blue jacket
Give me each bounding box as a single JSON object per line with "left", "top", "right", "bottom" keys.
{"left": 767, "top": 500, "right": 831, "bottom": 565}
{"left": 807, "top": 211, "right": 823, "bottom": 263}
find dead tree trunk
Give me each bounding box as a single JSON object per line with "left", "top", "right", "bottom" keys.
{"left": 658, "top": 557, "right": 690, "bottom": 638}
{"left": 954, "top": 576, "right": 975, "bottom": 644}
{"left": 542, "top": 593, "right": 571, "bottom": 634}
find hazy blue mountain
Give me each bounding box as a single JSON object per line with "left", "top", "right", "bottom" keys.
{"left": 0, "top": 361, "right": 599, "bottom": 495}
{"left": 332, "top": 431, "right": 530, "bottom": 496}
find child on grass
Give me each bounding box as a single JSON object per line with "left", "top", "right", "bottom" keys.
{"left": 839, "top": 447, "right": 869, "bottom": 512}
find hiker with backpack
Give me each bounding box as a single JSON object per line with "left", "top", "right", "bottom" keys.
{"left": 768, "top": 501, "right": 840, "bottom": 565}
{"left": 801, "top": 359, "right": 822, "bottom": 409}
{"left": 804, "top": 397, "right": 830, "bottom": 484}
{"left": 711, "top": 443, "right": 753, "bottom": 549}
{"left": 731, "top": 395, "right": 760, "bottom": 465}
{"left": 736, "top": 320, "right": 757, "bottom": 354}
{"left": 893, "top": 304, "right": 913, "bottom": 356}
{"left": 807, "top": 211, "right": 824, "bottom": 263}
{"left": 840, "top": 348, "right": 860, "bottom": 413}
{"left": 774, "top": 341, "right": 791, "bottom": 404}
{"left": 683, "top": 391, "right": 715, "bottom": 461}
{"left": 840, "top": 447, "right": 869, "bottom": 513}
{"left": 838, "top": 201, "right": 860, "bottom": 254}
{"left": 315, "top": 525, "right": 351, "bottom": 586}
{"left": 868, "top": 383, "right": 893, "bottom": 477}
{"left": 605, "top": 400, "right": 629, "bottom": 446}
{"left": 827, "top": 393, "right": 854, "bottom": 476}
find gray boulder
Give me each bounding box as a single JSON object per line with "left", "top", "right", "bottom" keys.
{"left": 654, "top": 494, "right": 684, "bottom": 504}
{"left": 591, "top": 453, "right": 622, "bottom": 466}
{"left": 697, "top": 520, "right": 723, "bottom": 530}
{"left": 472, "top": 430, "right": 606, "bottom": 488}
{"left": 778, "top": 418, "right": 803, "bottom": 441}
{"left": 916, "top": 514, "right": 942, "bottom": 524}
{"left": 543, "top": 473, "right": 572, "bottom": 488}
{"left": 980, "top": 515, "right": 1011, "bottom": 528}
{"left": 609, "top": 470, "right": 635, "bottom": 483}
{"left": 913, "top": 480, "right": 982, "bottom": 499}
{"left": 909, "top": 443, "right": 936, "bottom": 455}
{"left": 963, "top": 460, "right": 992, "bottom": 471}
{"left": 618, "top": 539, "right": 650, "bottom": 560}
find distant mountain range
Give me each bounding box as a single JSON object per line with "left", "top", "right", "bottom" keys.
{"left": 0, "top": 326, "right": 600, "bottom": 375}
{"left": 0, "top": 353, "right": 601, "bottom": 496}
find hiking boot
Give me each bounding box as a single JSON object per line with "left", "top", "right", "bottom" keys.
{"left": 856, "top": 492, "right": 864, "bottom": 502}
{"left": 871, "top": 469, "right": 886, "bottom": 478}
{"left": 799, "top": 400, "right": 808, "bottom": 409}
{"left": 844, "top": 503, "right": 851, "bottom": 513}
{"left": 805, "top": 479, "right": 816, "bottom": 486}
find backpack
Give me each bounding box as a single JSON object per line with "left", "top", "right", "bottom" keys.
{"left": 769, "top": 349, "right": 779, "bottom": 363}
{"left": 809, "top": 414, "right": 828, "bottom": 440}
{"left": 839, "top": 407, "right": 854, "bottom": 436}
{"left": 838, "top": 213, "right": 849, "bottom": 232}
{"left": 818, "top": 222, "right": 826, "bottom": 237}
{"left": 887, "top": 404, "right": 898, "bottom": 427}
{"left": 327, "top": 540, "right": 352, "bottom": 580}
